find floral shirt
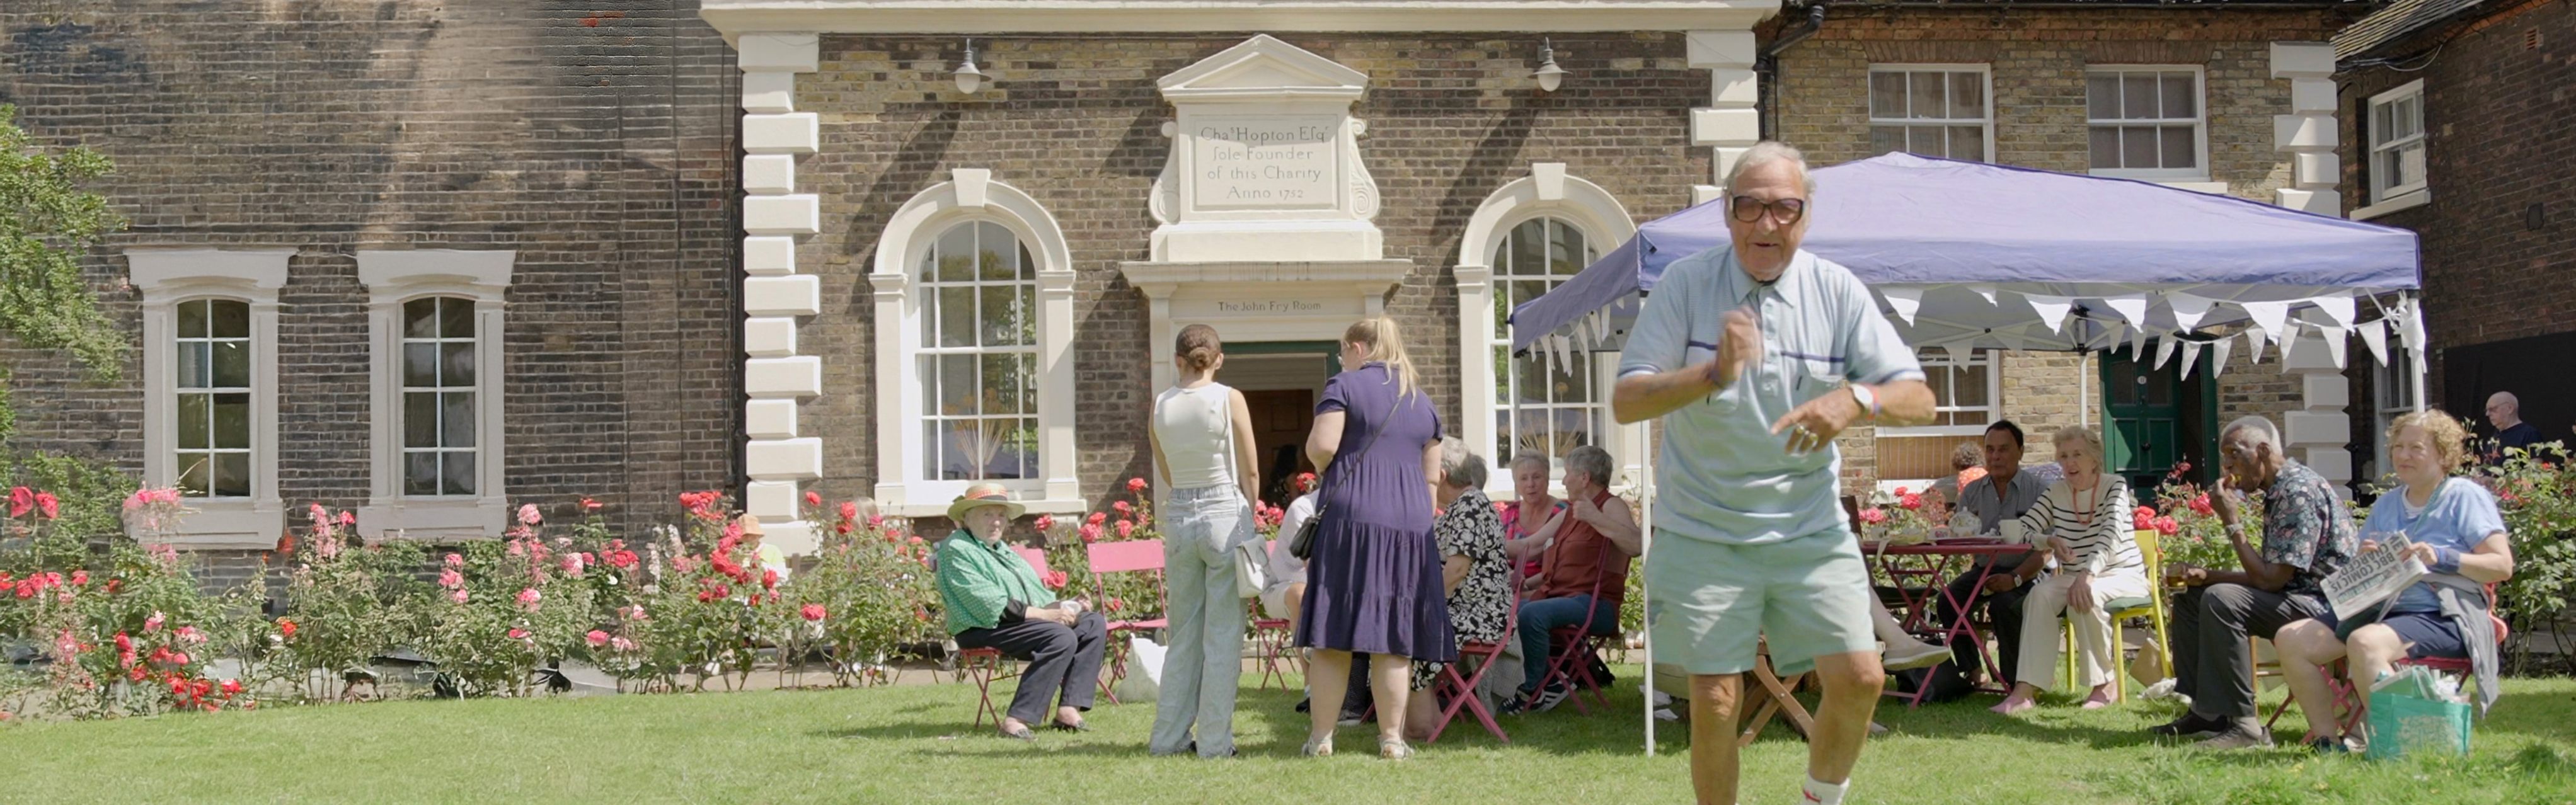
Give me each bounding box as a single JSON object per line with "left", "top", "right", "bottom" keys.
{"left": 2260, "top": 460, "right": 2359, "bottom": 607}
{"left": 1415, "top": 488, "right": 1512, "bottom": 690}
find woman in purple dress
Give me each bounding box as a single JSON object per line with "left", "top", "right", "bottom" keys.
{"left": 1297, "top": 316, "right": 1452, "bottom": 760}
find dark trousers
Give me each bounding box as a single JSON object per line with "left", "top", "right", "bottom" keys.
{"left": 2171, "top": 583, "right": 2320, "bottom": 721}
{"left": 955, "top": 611, "right": 1107, "bottom": 725}
{"left": 1940, "top": 569, "right": 2030, "bottom": 685}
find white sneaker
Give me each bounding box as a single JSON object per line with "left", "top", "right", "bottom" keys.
{"left": 1881, "top": 639, "right": 1951, "bottom": 671}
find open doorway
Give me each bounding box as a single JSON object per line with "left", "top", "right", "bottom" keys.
{"left": 1216, "top": 341, "right": 1338, "bottom": 508}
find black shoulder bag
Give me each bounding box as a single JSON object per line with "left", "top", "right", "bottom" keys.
{"left": 1288, "top": 392, "right": 1405, "bottom": 560}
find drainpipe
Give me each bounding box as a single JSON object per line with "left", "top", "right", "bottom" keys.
{"left": 1758, "top": 2, "right": 1828, "bottom": 140}
{"left": 727, "top": 71, "right": 750, "bottom": 499}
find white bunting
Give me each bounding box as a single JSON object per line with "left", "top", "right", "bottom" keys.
{"left": 2178, "top": 340, "right": 2205, "bottom": 377}
{"left": 2100, "top": 321, "right": 2126, "bottom": 355}
{"left": 2106, "top": 294, "right": 2151, "bottom": 329}
{"left": 2241, "top": 300, "right": 2291, "bottom": 345}
{"left": 2359, "top": 319, "right": 2390, "bottom": 367}
{"left": 2310, "top": 294, "right": 2357, "bottom": 328}
{"left": 2129, "top": 324, "right": 2150, "bottom": 362}
{"left": 2210, "top": 336, "right": 2234, "bottom": 376}
{"left": 2243, "top": 325, "right": 2268, "bottom": 364}
{"left": 2321, "top": 324, "right": 2350, "bottom": 370}
{"left": 2023, "top": 294, "right": 2076, "bottom": 334}
{"left": 1943, "top": 340, "right": 1977, "bottom": 367}
{"left": 1880, "top": 287, "right": 1923, "bottom": 326}
{"left": 1965, "top": 284, "right": 1999, "bottom": 307}
{"left": 2154, "top": 338, "right": 2178, "bottom": 370}
{"left": 2167, "top": 293, "right": 2217, "bottom": 333}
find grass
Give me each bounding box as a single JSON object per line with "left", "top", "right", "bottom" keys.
{"left": 3, "top": 668, "right": 2573, "bottom": 804}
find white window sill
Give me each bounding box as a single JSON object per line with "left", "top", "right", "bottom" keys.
{"left": 139, "top": 499, "right": 286, "bottom": 550}
{"left": 1877, "top": 425, "right": 1994, "bottom": 438}
{"left": 2350, "top": 190, "right": 2430, "bottom": 221}
{"left": 359, "top": 498, "right": 506, "bottom": 540}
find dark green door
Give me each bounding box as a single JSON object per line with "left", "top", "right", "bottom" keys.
{"left": 2100, "top": 350, "right": 2219, "bottom": 493}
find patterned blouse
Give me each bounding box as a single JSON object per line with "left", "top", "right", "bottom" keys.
{"left": 2262, "top": 460, "right": 2359, "bottom": 607}
{"left": 1414, "top": 488, "right": 1512, "bottom": 690}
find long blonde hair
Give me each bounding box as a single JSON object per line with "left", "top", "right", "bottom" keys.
{"left": 1344, "top": 316, "right": 1420, "bottom": 399}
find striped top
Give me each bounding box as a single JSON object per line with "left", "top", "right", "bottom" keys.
{"left": 2015, "top": 476, "right": 2143, "bottom": 576}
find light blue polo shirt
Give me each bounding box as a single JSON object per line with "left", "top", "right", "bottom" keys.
{"left": 2362, "top": 477, "right": 2507, "bottom": 614}
{"left": 1619, "top": 248, "right": 1924, "bottom": 545}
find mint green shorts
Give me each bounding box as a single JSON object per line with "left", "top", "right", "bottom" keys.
{"left": 1645, "top": 527, "right": 1875, "bottom": 678}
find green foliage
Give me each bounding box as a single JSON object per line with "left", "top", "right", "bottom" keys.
{"left": 270, "top": 505, "right": 427, "bottom": 699}
{"left": 2478, "top": 443, "right": 2576, "bottom": 672}
{"left": 0, "top": 105, "right": 126, "bottom": 379}
{"left": 788, "top": 500, "right": 937, "bottom": 687}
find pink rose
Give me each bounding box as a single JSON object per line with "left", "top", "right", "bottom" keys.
{"left": 517, "top": 588, "right": 542, "bottom": 608}
{"left": 449, "top": 589, "right": 469, "bottom": 605}
{"left": 585, "top": 630, "right": 611, "bottom": 648}
{"left": 1857, "top": 508, "right": 1889, "bottom": 525}
{"left": 439, "top": 569, "right": 464, "bottom": 589}
{"left": 444, "top": 553, "right": 464, "bottom": 568}
{"left": 800, "top": 603, "right": 827, "bottom": 621}
{"left": 610, "top": 636, "right": 636, "bottom": 651}
{"left": 507, "top": 628, "right": 530, "bottom": 641}
{"left": 144, "top": 612, "right": 166, "bottom": 633}
{"left": 517, "top": 503, "right": 542, "bottom": 527}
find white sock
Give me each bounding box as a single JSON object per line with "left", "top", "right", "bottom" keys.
{"left": 1802, "top": 777, "right": 1849, "bottom": 805}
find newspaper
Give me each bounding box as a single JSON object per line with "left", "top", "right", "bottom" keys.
{"left": 2323, "top": 531, "right": 2428, "bottom": 622}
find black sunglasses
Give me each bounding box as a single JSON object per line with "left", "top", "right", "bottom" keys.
{"left": 1729, "top": 196, "right": 1807, "bottom": 225}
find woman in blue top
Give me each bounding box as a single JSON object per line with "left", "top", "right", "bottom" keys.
{"left": 2274, "top": 410, "right": 2516, "bottom": 752}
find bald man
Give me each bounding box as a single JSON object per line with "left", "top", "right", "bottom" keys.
{"left": 2485, "top": 392, "right": 2544, "bottom": 463}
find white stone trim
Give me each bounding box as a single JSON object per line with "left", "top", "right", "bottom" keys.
{"left": 1686, "top": 30, "right": 1759, "bottom": 184}
{"left": 869, "top": 173, "right": 1079, "bottom": 516}
{"left": 2349, "top": 189, "right": 2430, "bottom": 221}
{"left": 2269, "top": 42, "right": 2342, "bottom": 216}
{"left": 354, "top": 249, "right": 515, "bottom": 540}
{"left": 700, "top": 2, "right": 1781, "bottom": 37}
{"left": 1457, "top": 166, "right": 1645, "bottom": 496}
{"left": 728, "top": 33, "right": 827, "bottom": 554}
{"left": 127, "top": 248, "right": 291, "bottom": 547}
{"left": 2280, "top": 317, "right": 2355, "bottom": 499}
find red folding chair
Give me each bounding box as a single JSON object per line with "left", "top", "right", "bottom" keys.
{"left": 1532, "top": 564, "right": 1621, "bottom": 715}
{"left": 2268, "top": 585, "right": 2507, "bottom": 741}
{"left": 1248, "top": 540, "right": 1294, "bottom": 690}
{"left": 956, "top": 545, "right": 1055, "bottom": 728}
{"left": 1086, "top": 538, "right": 1167, "bottom": 704}
{"left": 1423, "top": 585, "right": 1519, "bottom": 744}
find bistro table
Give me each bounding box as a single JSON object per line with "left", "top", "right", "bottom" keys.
{"left": 1861, "top": 539, "right": 2033, "bottom": 707}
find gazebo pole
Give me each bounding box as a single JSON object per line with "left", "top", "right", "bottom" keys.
{"left": 1640, "top": 418, "right": 1656, "bottom": 756}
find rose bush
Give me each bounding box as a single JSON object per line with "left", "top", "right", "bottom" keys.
{"left": 784, "top": 497, "right": 937, "bottom": 687}
{"left": 2477, "top": 443, "right": 2576, "bottom": 672}
{"left": 269, "top": 503, "right": 427, "bottom": 700}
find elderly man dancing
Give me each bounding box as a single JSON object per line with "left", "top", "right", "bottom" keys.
{"left": 1613, "top": 141, "right": 1938, "bottom": 805}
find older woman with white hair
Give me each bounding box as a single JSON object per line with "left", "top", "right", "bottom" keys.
{"left": 1400, "top": 437, "right": 1514, "bottom": 741}
{"left": 1991, "top": 426, "right": 2148, "bottom": 714}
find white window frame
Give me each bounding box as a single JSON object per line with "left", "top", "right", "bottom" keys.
{"left": 356, "top": 250, "right": 514, "bottom": 540}
{"left": 129, "top": 248, "right": 289, "bottom": 547}
{"left": 1878, "top": 348, "right": 2003, "bottom": 438}
{"left": 2084, "top": 65, "right": 2211, "bottom": 181}
{"left": 2369, "top": 351, "right": 2420, "bottom": 482}
{"left": 870, "top": 170, "right": 1082, "bottom": 518}
{"left": 1456, "top": 164, "right": 1642, "bottom": 498}
{"left": 2367, "top": 79, "right": 2429, "bottom": 207}
{"left": 913, "top": 222, "right": 1041, "bottom": 492}
{"left": 1865, "top": 64, "right": 1996, "bottom": 163}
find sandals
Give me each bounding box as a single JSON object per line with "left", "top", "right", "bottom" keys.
{"left": 998, "top": 724, "right": 1037, "bottom": 741}
{"left": 1379, "top": 737, "right": 1413, "bottom": 761}
{"left": 1047, "top": 719, "right": 1091, "bottom": 733}
{"left": 1301, "top": 735, "right": 1333, "bottom": 757}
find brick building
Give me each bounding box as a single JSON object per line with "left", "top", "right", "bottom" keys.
{"left": 0, "top": 2, "right": 743, "bottom": 576}
{"left": 1766, "top": 0, "right": 2374, "bottom": 494}
{"left": 2333, "top": 0, "right": 2576, "bottom": 474}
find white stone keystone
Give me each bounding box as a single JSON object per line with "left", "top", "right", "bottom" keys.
{"left": 745, "top": 438, "right": 824, "bottom": 481}
{"left": 744, "top": 113, "right": 819, "bottom": 154}
{"left": 745, "top": 316, "right": 800, "bottom": 357}
{"left": 745, "top": 356, "right": 822, "bottom": 398}
{"left": 744, "top": 195, "right": 820, "bottom": 235}
{"left": 745, "top": 275, "right": 821, "bottom": 316}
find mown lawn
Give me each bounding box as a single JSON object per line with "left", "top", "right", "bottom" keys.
{"left": 3, "top": 669, "right": 2572, "bottom": 804}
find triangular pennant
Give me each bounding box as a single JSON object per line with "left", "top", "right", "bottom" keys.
{"left": 2178, "top": 340, "right": 2204, "bottom": 377}
{"left": 1880, "top": 287, "right": 1923, "bottom": 326}
{"left": 2276, "top": 326, "right": 2305, "bottom": 374}
{"left": 2243, "top": 325, "right": 2269, "bottom": 363}
{"left": 2359, "top": 319, "right": 2390, "bottom": 367}
{"left": 2129, "top": 324, "right": 2150, "bottom": 362}
{"left": 1942, "top": 340, "right": 1977, "bottom": 367}
{"left": 2309, "top": 295, "right": 2357, "bottom": 328}
{"left": 2241, "top": 300, "right": 2291, "bottom": 343}
{"left": 2210, "top": 336, "right": 2234, "bottom": 376}
{"left": 2154, "top": 338, "right": 2178, "bottom": 370}
{"left": 2105, "top": 294, "right": 2151, "bottom": 328}
{"left": 2167, "top": 293, "right": 2217, "bottom": 333}
{"left": 2023, "top": 294, "right": 2075, "bottom": 334}
{"left": 2100, "top": 321, "right": 2125, "bottom": 355}
{"left": 1965, "top": 284, "right": 1999, "bottom": 307}
{"left": 2400, "top": 300, "right": 2426, "bottom": 351}
{"left": 2321, "top": 324, "right": 2349, "bottom": 370}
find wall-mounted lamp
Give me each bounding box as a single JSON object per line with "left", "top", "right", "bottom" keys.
{"left": 1533, "top": 38, "right": 1567, "bottom": 93}
{"left": 953, "top": 38, "right": 988, "bottom": 94}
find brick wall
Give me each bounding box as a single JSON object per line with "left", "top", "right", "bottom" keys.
{"left": 798, "top": 33, "right": 1708, "bottom": 506}
{"left": 0, "top": 2, "right": 742, "bottom": 571}
{"left": 1785, "top": 7, "right": 2349, "bottom": 490}
{"left": 2338, "top": 0, "right": 2576, "bottom": 423}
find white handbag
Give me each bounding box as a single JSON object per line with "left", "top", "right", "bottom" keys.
{"left": 1215, "top": 391, "right": 1266, "bottom": 599}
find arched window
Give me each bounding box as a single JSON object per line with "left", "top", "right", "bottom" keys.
{"left": 917, "top": 221, "right": 1038, "bottom": 481}
{"left": 1490, "top": 217, "right": 1601, "bottom": 462}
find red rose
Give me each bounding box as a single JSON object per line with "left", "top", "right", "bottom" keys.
{"left": 2151, "top": 516, "right": 2181, "bottom": 537}
{"left": 1127, "top": 477, "right": 1148, "bottom": 493}
{"left": 585, "top": 630, "right": 611, "bottom": 648}
{"left": 805, "top": 491, "right": 823, "bottom": 508}
{"left": 800, "top": 603, "right": 827, "bottom": 621}
{"left": 69, "top": 570, "right": 86, "bottom": 586}
{"left": 1898, "top": 493, "right": 1923, "bottom": 511}
{"left": 2188, "top": 493, "right": 2214, "bottom": 517}
{"left": 1042, "top": 570, "right": 1067, "bottom": 590}
{"left": 1115, "top": 520, "right": 1135, "bottom": 539}
{"left": 278, "top": 619, "right": 297, "bottom": 639}
{"left": 1857, "top": 508, "right": 1889, "bottom": 525}
{"left": 582, "top": 497, "right": 602, "bottom": 511}
{"left": 6, "top": 487, "right": 30, "bottom": 518}
{"left": 1079, "top": 523, "right": 1102, "bottom": 543}
{"left": 1033, "top": 515, "right": 1055, "bottom": 532}
{"left": 762, "top": 569, "right": 779, "bottom": 590}
{"left": 1894, "top": 486, "right": 1911, "bottom": 497}
{"left": 1106, "top": 597, "right": 1124, "bottom": 612}
{"left": 221, "top": 679, "right": 243, "bottom": 696}
{"left": 839, "top": 501, "right": 859, "bottom": 522}
{"left": 1113, "top": 500, "right": 1132, "bottom": 515}
{"left": 507, "top": 628, "right": 531, "bottom": 641}
{"left": 337, "top": 510, "right": 355, "bottom": 527}
{"left": 34, "top": 492, "right": 59, "bottom": 520}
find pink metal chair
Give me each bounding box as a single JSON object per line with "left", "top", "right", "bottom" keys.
{"left": 1086, "top": 538, "right": 1167, "bottom": 704}
{"left": 1532, "top": 562, "right": 1620, "bottom": 715}
{"left": 1424, "top": 585, "right": 1520, "bottom": 744}
{"left": 1248, "top": 540, "right": 1294, "bottom": 690}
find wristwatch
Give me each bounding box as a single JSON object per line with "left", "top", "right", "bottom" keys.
{"left": 1846, "top": 384, "right": 1878, "bottom": 419}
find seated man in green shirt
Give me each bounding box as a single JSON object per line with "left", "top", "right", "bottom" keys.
{"left": 937, "top": 484, "right": 1106, "bottom": 740}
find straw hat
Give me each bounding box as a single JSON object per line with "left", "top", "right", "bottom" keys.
{"left": 735, "top": 513, "right": 766, "bottom": 539}
{"left": 946, "top": 483, "right": 1026, "bottom": 522}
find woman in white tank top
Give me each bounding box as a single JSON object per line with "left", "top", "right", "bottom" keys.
{"left": 1145, "top": 324, "right": 1260, "bottom": 758}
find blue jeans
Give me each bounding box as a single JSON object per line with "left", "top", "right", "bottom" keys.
{"left": 1147, "top": 484, "right": 1253, "bottom": 758}
{"left": 1517, "top": 594, "right": 1618, "bottom": 693}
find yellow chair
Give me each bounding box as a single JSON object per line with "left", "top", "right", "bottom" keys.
{"left": 2061, "top": 528, "right": 2170, "bottom": 702}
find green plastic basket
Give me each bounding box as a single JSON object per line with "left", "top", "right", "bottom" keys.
{"left": 2364, "top": 688, "right": 2472, "bottom": 760}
